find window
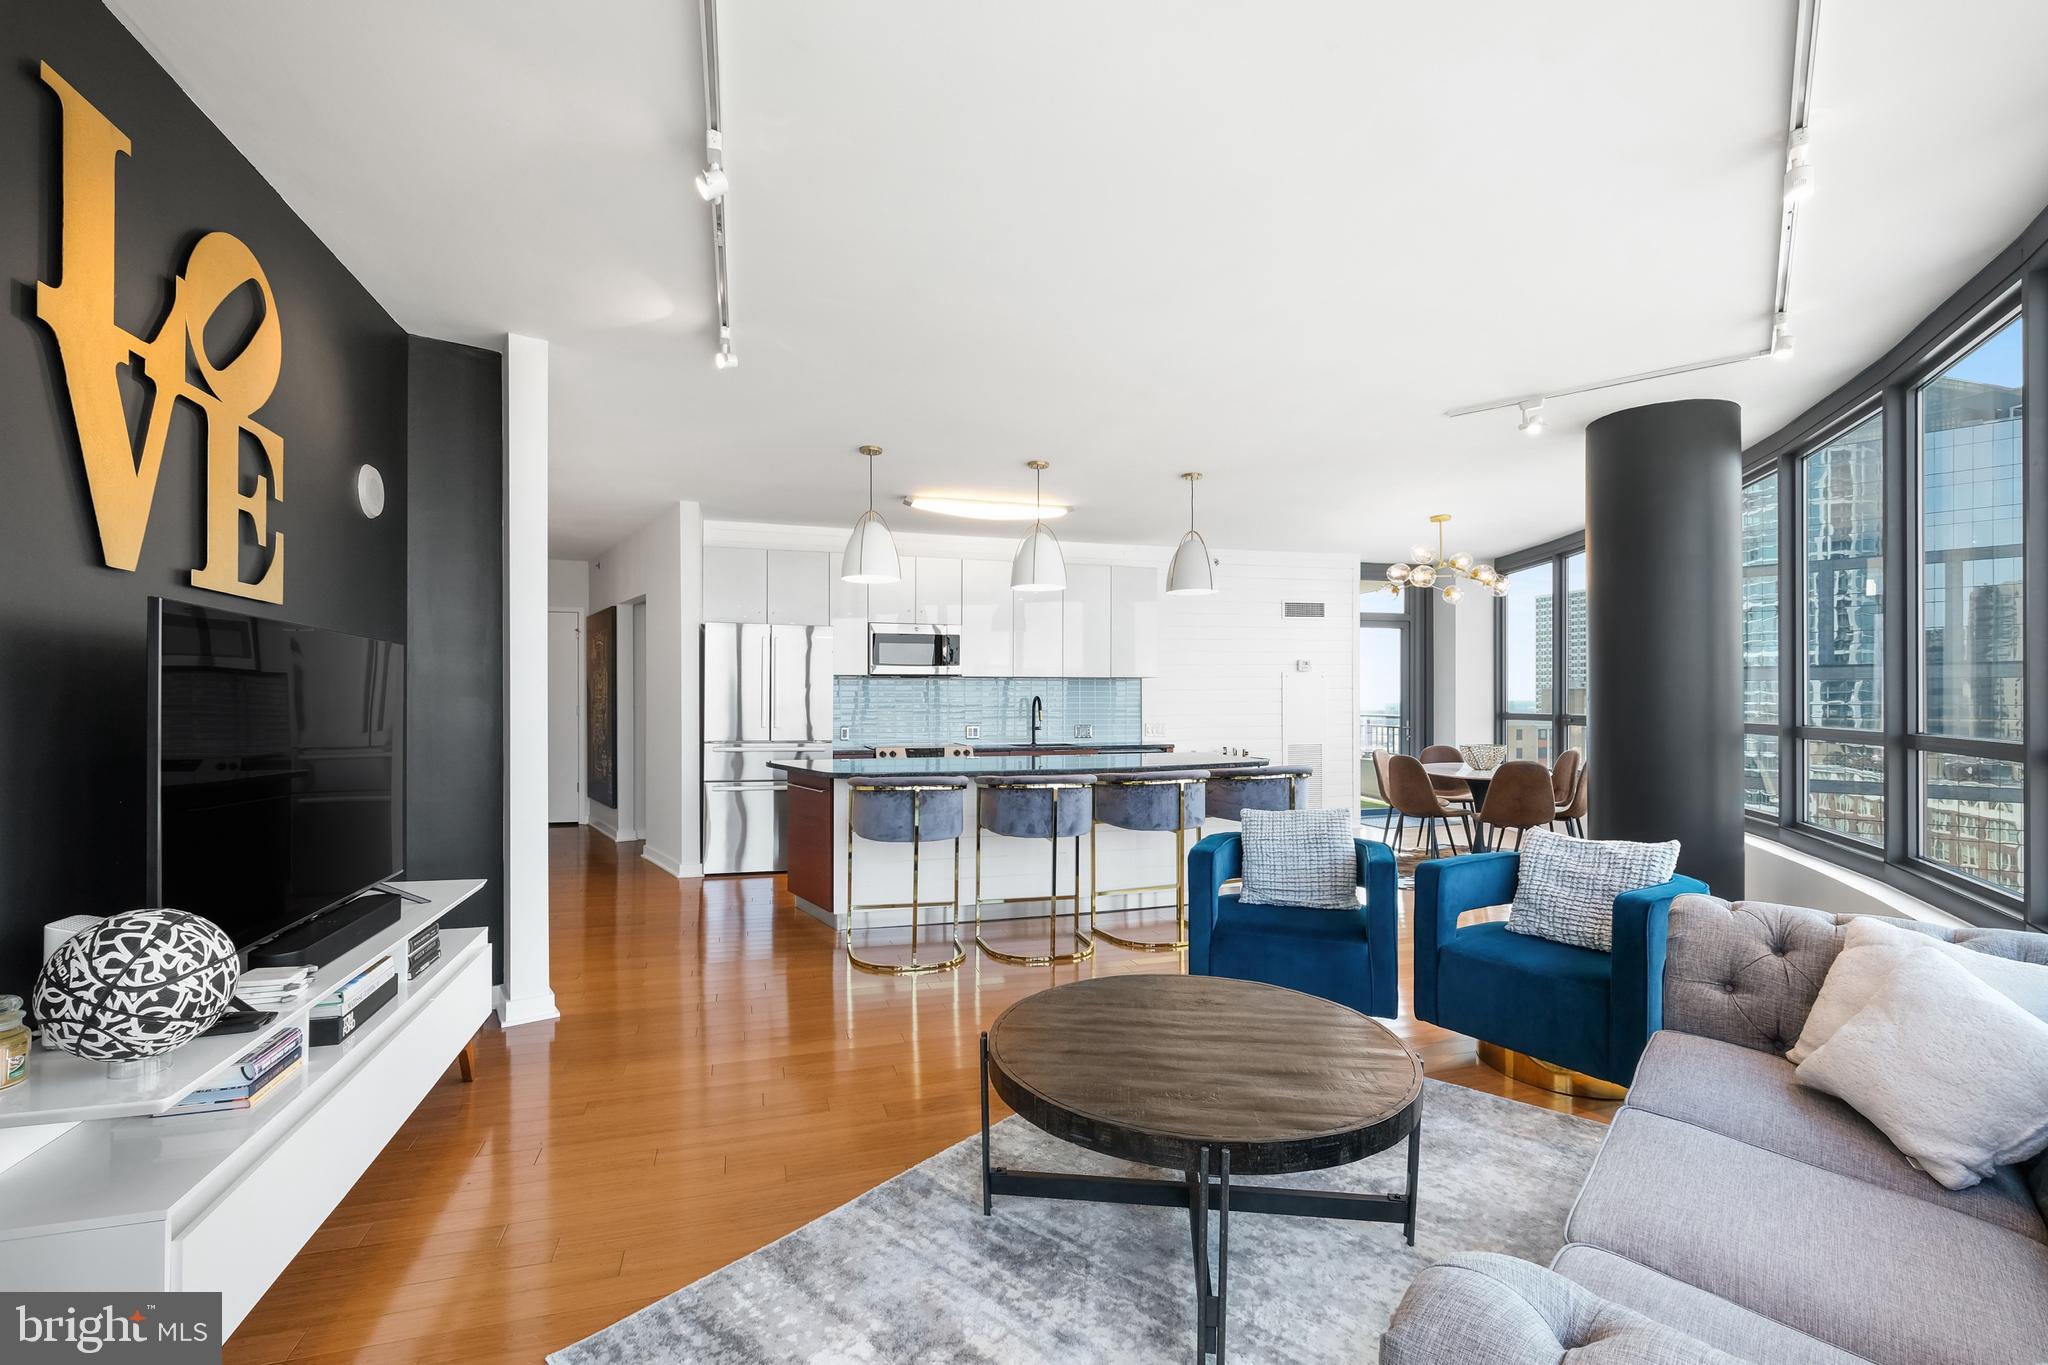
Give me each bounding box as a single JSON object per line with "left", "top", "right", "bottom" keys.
{"left": 1494, "top": 540, "right": 1587, "bottom": 766}
{"left": 1743, "top": 293, "right": 2037, "bottom": 929}
{"left": 1803, "top": 412, "right": 1884, "bottom": 731}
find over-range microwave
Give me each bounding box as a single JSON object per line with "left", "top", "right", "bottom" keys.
{"left": 868, "top": 623, "right": 962, "bottom": 675}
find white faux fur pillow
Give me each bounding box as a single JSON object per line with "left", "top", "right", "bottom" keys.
{"left": 1795, "top": 949, "right": 2048, "bottom": 1190}
{"left": 1786, "top": 915, "right": 2048, "bottom": 1064}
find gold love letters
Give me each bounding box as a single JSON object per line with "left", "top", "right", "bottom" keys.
{"left": 36, "top": 62, "right": 286, "bottom": 603}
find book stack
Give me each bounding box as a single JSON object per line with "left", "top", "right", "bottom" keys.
{"left": 161, "top": 1028, "right": 303, "bottom": 1117}
{"left": 310, "top": 955, "right": 398, "bottom": 1046}
{"left": 234, "top": 965, "right": 316, "bottom": 1011}
{"left": 406, "top": 923, "right": 442, "bottom": 981}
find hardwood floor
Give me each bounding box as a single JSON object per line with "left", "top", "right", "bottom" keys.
{"left": 226, "top": 825, "right": 1613, "bottom": 1364}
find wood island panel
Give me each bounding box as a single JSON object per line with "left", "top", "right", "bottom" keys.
{"left": 784, "top": 768, "right": 836, "bottom": 910}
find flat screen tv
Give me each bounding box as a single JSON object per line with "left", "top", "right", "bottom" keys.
{"left": 147, "top": 598, "right": 405, "bottom": 957}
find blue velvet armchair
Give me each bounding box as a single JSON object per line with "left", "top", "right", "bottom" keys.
{"left": 1188, "top": 832, "right": 1400, "bottom": 1018}
{"left": 1411, "top": 850, "right": 1707, "bottom": 1087}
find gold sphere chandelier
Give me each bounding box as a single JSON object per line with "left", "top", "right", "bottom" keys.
{"left": 1384, "top": 514, "right": 1506, "bottom": 605}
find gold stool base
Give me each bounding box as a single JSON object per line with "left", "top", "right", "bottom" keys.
{"left": 1476, "top": 1042, "right": 1627, "bottom": 1100}
{"left": 845, "top": 934, "right": 967, "bottom": 976}
{"left": 972, "top": 933, "right": 1095, "bottom": 967}
{"left": 1090, "top": 927, "right": 1186, "bottom": 953}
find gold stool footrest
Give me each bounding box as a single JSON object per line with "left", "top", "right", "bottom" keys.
{"left": 1476, "top": 1042, "right": 1627, "bottom": 1100}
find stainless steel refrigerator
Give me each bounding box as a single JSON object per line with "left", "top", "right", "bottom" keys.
{"left": 701, "top": 623, "right": 834, "bottom": 875}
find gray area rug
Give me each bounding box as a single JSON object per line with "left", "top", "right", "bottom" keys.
{"left": 551, "top": 1079, "right": 1604, "bottom": 1364}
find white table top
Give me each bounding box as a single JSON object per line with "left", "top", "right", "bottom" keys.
{"left": 1421, "top": 761, "right": 1544, "bottom": 781}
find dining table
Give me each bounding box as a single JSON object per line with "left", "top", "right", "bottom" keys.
{"left": 1422, "top": 760, "right": 1551, "bottom": 848}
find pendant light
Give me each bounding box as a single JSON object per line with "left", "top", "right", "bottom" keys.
{"left": 1010, "top": 460, "right": 1067, "bottom": 593}
{"left": 840, "top": 445, "right": 902, "bottom": 584}
{"left": 1166, "top": 472, "right": 1218, "bottom": 595}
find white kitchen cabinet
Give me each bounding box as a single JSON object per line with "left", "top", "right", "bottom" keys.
{"left": 830, "top": 572, "right": 869, "bottom": 677}
{"left": 960, "top": 559, "right": 1013, "bottom": 677}
{"left": 1062, "top": 564, "right": 1114, "bottom": 677}
{"left": 866, "top": 559, "right": 917, "bottom": 622}
{"left": 913, "top": 557, "right": 964, "bottom": 626}
{"left": 1111, "top": 564, "right": 1162, "bottom": 676}
{"left": 1012, "top": 593, "right": 1063, "bottom": 677}
{"left": 766, "top": 549, "right": 832, "bottom": 625}
{"left": 703, "top": 546, "right": 768, "bottom": 622}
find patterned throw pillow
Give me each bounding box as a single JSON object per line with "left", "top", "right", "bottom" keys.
{"left": 1505, "top": 829, "right": 1681, "bottom": 951}
{"left": 1238, "top": 808, "right": 1358, "bottom": 910}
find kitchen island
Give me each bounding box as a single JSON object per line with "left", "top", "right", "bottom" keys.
{"left": 772, "top": 751, "right": 1277, "bottom": 932}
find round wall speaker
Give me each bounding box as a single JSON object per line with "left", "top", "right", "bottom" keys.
{"left": 356, "top": 463, "right": 386, "bottom": 518}
{"left": 33, "top": 909, "right": 240, "bottom": 1061}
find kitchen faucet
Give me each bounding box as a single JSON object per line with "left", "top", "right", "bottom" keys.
{"left": 1030, "top": 694, "right": 1045, "bottom": 747}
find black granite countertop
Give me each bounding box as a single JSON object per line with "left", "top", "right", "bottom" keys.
{"left": 772, "top": 750, "right": 1269, "bottom": 780}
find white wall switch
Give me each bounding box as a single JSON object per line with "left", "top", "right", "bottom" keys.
{"left": 1074, "top": 723, "right": 1094, "bottom": 739}
{"left": 965, "top": 723, "right": 981, "bottom": 739}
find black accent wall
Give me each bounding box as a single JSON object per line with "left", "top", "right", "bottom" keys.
{"left": 1585, "top": 399, "right": 1746, "bottom": 896}
{"left": 0, "top": 2, "right": 504, "bottom": 992}
{"left": 405, "top": 339, "right": 506, "bottom": 981}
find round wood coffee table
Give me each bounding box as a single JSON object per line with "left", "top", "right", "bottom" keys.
{"left": 980, "top": 975, "right": 1424, "bottom": 1364}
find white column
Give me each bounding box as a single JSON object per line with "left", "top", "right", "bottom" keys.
{"left": 500, "top": 333, "right": 559, "bottom": 1027}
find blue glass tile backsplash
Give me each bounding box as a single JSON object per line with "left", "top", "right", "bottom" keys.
{"left": 833, "top": 676, "right": 1142, "bottom": 746}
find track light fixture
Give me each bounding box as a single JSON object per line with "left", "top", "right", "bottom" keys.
{"left": 694, "top": 159, "right": 728, "bottom": 202}
{"left": 1771, "top": 312, "right": 1795, "bottom": 361}
{"left": 714, "top": 327, "right": 737, "bottom": 369}
{"left": 1782, "top": 126, "right": 1814, "bottom": 207}
{"left": 696, "top": 0, "right": 736, "bottom": 370}
{"left": 1517, "top": 400, "right": 1545, "bottom": 436}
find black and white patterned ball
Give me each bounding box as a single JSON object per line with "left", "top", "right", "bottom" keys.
{"left": 34, "top": 909, "right": 240, "bottom": 1061}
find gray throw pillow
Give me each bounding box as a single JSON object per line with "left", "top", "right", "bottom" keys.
{"left": 1239, "top": 808, "right": 1357, "bottom": 910}
{"left": 1505, "top": 828, "right": 1680, "bottom": 951}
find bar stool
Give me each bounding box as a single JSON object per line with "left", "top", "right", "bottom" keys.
{"left": 972, "top": 775, "right": 1096, "bottom": 965}
{"left": 1204, "top": 764, "right": 1312, "bottom": 822}
{"left": 1089, "top": 769, "right": 1208, "bottom": 952}
{"left": 844, "top": 775, "right": 968, "bottom": 975}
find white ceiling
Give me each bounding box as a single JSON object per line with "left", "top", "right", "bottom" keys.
{"left": 111, "top": 1, "right": 2048, "bottom": 561}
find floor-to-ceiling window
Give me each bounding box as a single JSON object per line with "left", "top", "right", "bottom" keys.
{"left": 1801, "top": 411, "right": 1886, "bottom": 844}
{"left": 1741, "top": 470, "right": 1781, "bottom": 814}
{"left": 1359, "top": 565, "right": 1431, "bottom": 815}
{"left": 1494, "top": 537, "right": 1586, "bottom": 763}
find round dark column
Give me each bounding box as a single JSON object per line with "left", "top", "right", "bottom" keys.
{"left": 1584, "top": 399, "right": 1744, "bottom": 896}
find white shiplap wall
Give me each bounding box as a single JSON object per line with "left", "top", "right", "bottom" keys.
{"left": 704, "top": 522, "right": 1361, "bottom": 817}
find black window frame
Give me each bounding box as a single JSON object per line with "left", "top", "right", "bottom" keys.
{"left": 1492, "top": 531, "right": 1586, "bottom": 764}
{"left": 1360, "top": 563, "right": 1434, "bottom": 757}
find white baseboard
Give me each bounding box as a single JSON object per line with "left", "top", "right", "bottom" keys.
{"left": 494, "top": 985, "right": 560, "bottom": 1028}
{"left": 641, "top": 846, "right": 699, "bottom": 878}
{"left": 588, "top": 812, "right": 620, "bottom": 840}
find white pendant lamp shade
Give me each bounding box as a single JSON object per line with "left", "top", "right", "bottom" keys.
{"left": 1165, "top": 471, "right": 1219, "bottom": 595}
{"left": 1010, "top": 460, "right": 1067, "bottom": 592}
{"left": 840, "top": 445, "right": 902, "bottom": 584}
{"left": 1011, "top": 523, "right": 1067, "bottom": 592}
{"left": 841, "top": 510, "right": 901, "bottom": 584}
{"left": 1167, "top": 531, "right": 1216, "bottom": 595}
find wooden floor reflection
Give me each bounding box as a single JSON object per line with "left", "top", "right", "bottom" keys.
{"left": 225, "top": 824, "right": 1613, "bottom": 1364}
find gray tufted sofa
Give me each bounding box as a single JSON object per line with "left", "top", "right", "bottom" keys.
{"left": 1381, "top": 894, "right": 2048, "bottom": 1365}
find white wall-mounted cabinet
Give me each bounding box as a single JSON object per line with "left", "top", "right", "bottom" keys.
{"left": 866, "top": 560, "right": 917, "bottom": 622}
{"left": 703, "top": 546, "right": 768, "bottom": 622}
{"left": 830, "top": 572, "right": 868, "bottom": 677}
{"left": 961, "top": 559, "right": 1013, "bottom": 676}
{"left": 1111, "top": 565, "right": 1162, "bottom": 676}
{"left": 1012, "top": 593, "right": 1064, "bottom": 676}
{"left": 766, "top": 549, "right": 831, "bottom": 625}
{"left": 1062, "top": 564, "right": 1114, "bottom": 677}
{"left": 913, "top": 557, "right": 963, "bottom": 626}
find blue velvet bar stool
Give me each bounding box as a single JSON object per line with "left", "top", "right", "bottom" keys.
{"left": 844, "top": 775, "right": 969, "bottom": 975}
{"left": 1204, "top": 764, "right": 1313, "bottom": 823}
{"left": 1089, "top": 769, "right": 1208, "bottom": 952}
{"left": 972, "top": 775, "right": 1096, "bottom": 965}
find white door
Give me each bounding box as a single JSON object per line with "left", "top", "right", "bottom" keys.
{"left": 547, "top": 610, "right": 583, "bottom": 823}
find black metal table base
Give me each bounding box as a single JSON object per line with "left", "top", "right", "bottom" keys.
{"left": 980, "top": 1034, "right": 1421, "bottom": 1364}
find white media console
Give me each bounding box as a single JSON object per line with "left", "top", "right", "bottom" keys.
{"left": 0, "top": 880, "right": 491, "bottom": 1335}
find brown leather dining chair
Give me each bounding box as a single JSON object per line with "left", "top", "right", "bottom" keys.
{"left": 1418, "top": 743, "right": 1474, "bottom": 811}
{"left": 1385, "top": 754, "right": 1468, "bottom": 857}
{"left": 1476, "top": 760, "right": 1555, "bottom": 850}
{"left": 1555, "top": 764, "right": 1589, "bottom": 838}
{"left": 1369, "top": 748, "right": 1396, "bottom": 843}
{"left": 1550, "top": 748, "right": 1584, "bottom": 818}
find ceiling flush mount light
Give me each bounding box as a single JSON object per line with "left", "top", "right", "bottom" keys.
{"left": 903, "top": 494, "right": 1069, "bottom": 522}
{"left": 1517, "top": 400, "right": 1545, "bottom": 436}
{"left": 1385, "top": 515, "right": 1504, "bottom": 605}
{"left": 1166, "top": 472, "right": 1218, "bottom": 596}
{"left": 840, "top": 445, "right": 902, "bottom": 584}
{"left": 1010, "top": 461, "right": 1067, "bottom": 593}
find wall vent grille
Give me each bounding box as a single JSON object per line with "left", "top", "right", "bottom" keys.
{"left": 1286, "top": 742, "right": 1326, "bottom": 807}
{"left": 1282, "top": 601, "right": 1326, "bottom": 619}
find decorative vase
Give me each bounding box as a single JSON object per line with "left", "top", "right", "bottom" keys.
{"left": 1458, "top": 744, "right": 1508, "bottom": 772}
{"left": 34, "top": 909, "right": 240, "bottom": 1068}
